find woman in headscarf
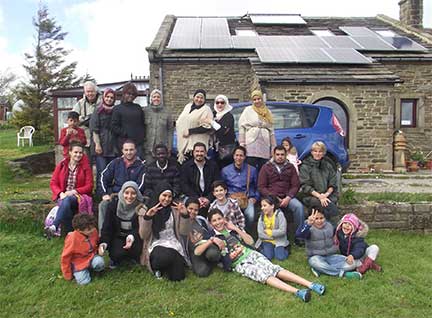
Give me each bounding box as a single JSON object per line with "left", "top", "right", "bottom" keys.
{"left": 176, "top": 89, "right": 214, "bottom": 163}
{"left": 238, "top": 90, "right": 276, "bottom": 172}
{"left": 90, "top": 88, "right": 117, "bottom": 197}
{"left": 99, "top": 181, "right": 144, "bottom": 268}
{"left": 143, "top": 89, "right": 173, "bottom": 163}
{"left": 202, "top": 94, "right": 236, "bottom": 168}
{"left": 138, "top": 181, "right": 191, "bottom": 281}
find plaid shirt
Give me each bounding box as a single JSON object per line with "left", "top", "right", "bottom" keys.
{"left": 66, "top": 166, "right": 78, "bottom": 191}
{"left": 209, "top": 198, "right": 245, "bottom": 230}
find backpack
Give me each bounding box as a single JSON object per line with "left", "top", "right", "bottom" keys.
{"left": 44, "top": 206, "right": 62, "bottom": 237}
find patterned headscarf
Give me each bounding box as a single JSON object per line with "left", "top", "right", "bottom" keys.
{"left": 251, "top": 90, "right": 273, "bottom": 124}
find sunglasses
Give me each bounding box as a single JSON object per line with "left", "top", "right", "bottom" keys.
{"left": 215, "top": 101, "right": 225, "bottom": 105}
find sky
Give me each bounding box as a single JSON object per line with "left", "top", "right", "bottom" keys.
{"left": 0, "top": 0, "right": 431, "bottom": 84}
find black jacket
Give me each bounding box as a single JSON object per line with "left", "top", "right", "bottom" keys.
{"left": 214, "top": 112, "right": 236, "bottom": 146}
{"left": 111, "top": 102, "right": 145, "bottom": 147}
{"left": 144, "top": 158, "right": 181, "bottom": 198}
{"left": 180, "top": 159, "right": 220, "bottom": 200}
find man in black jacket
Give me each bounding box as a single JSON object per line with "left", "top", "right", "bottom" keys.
{"left": 180, "top": 142, "right": 220, "bottom": 216}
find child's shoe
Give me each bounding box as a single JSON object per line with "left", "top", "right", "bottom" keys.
{"left": 109, "top": 260, "right": 119, "bottom": 269}
{"left": 344, "top": 271, "right": 362, "bottom": 280}
{"left": 295, "top": 289, "right": 311, "bottom": 302}
{"left": 154, "top": 270, "right": 163, "bottom": 280}
{"left": 44, "top": 225, "right": 56, "bottom": 240}
{"left": 310, "top": 267, "right": 320, "bottom": 278}
{"left": 356, "top": 256, "right": 374, "bottom": 274}
{"left": 371, "top": 261, "right": 382, "bottom": 272}
{"left": 310, "top": 282, "right": 325, "bottom": 296}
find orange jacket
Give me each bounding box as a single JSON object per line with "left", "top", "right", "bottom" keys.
{"left": 61, "top": 230, "right": 99, "bottom": 280}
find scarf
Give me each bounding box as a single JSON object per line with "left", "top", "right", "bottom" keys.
{"left": 213, "top": 94, "right": 233, "bottom": 121}
{"left": 97, "top": 88, "right": 115, "bottom": 114}
{"left": 150, "top": 181, "right": 174, "bottom": 239}
{"left": 116, "top": 181, "right": 143, "bottom": 220}
{"left": 251, "top": 90, "right": 273, "bottom": 124}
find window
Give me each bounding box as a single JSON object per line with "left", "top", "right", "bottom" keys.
{"left": 57, "top": 97, "right": 78, "bottom": 109}
{"left": 270, "top": 106, "right": 302, "bottom": 129}
{"left": 235, "top": 29, "right": 257, "bottom": 36}
{"left": 400, "top": 99, "right": 417, "bottom": 127}
{"left": 311, "top": 29, "right": 334, "bottom": 37}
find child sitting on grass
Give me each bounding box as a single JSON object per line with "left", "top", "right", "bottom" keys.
{"left": 59, "top": 111, "right": 87, "bottom": 158}
{"left": 61, "top": 213, "right": 105, "bottom": 285}
{"left": 335, "top": 213, "right": 382, "bottom": 275}
{"left": 255, "top": 196, "right": 289, "bottom": 261}
{"left": 296, "top": 207, "right": 361, "bottom": 279}
{"left": 202, "top": 209, "right": 325, "bottom": 303}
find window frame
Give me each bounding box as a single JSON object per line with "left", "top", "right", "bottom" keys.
{"left": 400, "top": 99, "right": 417, "bottom": 128}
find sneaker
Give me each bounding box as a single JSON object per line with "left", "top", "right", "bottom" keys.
{"left": 310, "top": 267, "right": 320, "bottom": 278}
{"left": 310, "top": 282, "right": 325, "bottom": 296}
{"left": 344, "top": 271, "right": 362, "bottom": 280}
{"left": 295, "top": 289, "right": 311, "bottom": 303}
{"left": 294, "top": 239, "right": 305, "bottom": 247}
{"left": 109, "top": 260, "right": 119, "bottom": 270}
{"left": 154, "top": 270, "right": 162, "bottom": 280}
{"left": 44, "top": 225, "right": 56, "bottom": 240}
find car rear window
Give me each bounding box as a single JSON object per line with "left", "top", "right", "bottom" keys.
{"left": 302, "top": 106, "right": 319, "bottom": 128}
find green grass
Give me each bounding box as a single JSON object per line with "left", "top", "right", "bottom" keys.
{"left": 340, "top": 189, "right": 432, "bottom": 204}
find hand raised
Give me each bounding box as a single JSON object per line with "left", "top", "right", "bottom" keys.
{"left": 146, "top": 202, "right": 163, "bottom": 217}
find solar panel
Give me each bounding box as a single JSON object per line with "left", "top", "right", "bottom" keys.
{"left": 250, "top": 14, "right": 307, "bottom": 25}
{"left": 167, "top": 18, "right": 201, "bottom": 49}
{"left": 321, "top": 36, "right": 363, "bottom": 49}
{"left": 290, "top": 36, "right": 330, "bottom": 48}
{"left": 201, "top": 18, "right": 232, "bottom": 49}
{"left": 256, "top": 47, "right": 297, "bottom": 63}
{"left": 258, "top": 36, "right": 295, "bottom": 48}
{"left": 291, "top": 48, "right": 333, "bottom": 62}
{"left": 232, "top": 36, "right": 261, "bottom": 49}
{"left": 323, "top": 48, "right": 372, "bottom": 64}
{"left": 340, "top": 26, "right": 379, "bottom": 37}
{"left": 351, "top": 36, "right": 395, "bottom": 50}
{"left": 381, "top": 36, "right": 427, "bottom": 51}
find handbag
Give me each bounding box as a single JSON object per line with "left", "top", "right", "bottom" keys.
{"left": 218, "top": 143, "right": 237, "bottom": 161}
{"left": 229, "top": 165, "right": 251, "bottom": 210}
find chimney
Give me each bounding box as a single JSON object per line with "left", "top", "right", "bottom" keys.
{"left": 399, "top": 0, "right": 423, "bottom": 28}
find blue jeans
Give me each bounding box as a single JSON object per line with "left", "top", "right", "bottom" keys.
{"left": 53, "top": 195, "right": 78, "bottom": 233}
{"left": 95, "top": 156, "right": 115, "bottom": 197}
{"left": 281, "top": 198, "right": 305, "bottom": 232}
{"left": 73, "top": 255, "right": 105, "bottom": 285}
{"left": 243, "top": 201, "right": 256, "bottom": 227}
{"left": 260, "top": 241, "right": 289, "bottom": 261}
{"left": 308, "top": 254, "right": 357, "bottom": 277}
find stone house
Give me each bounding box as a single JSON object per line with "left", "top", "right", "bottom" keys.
{"left": 147, "top": 0, "right": 432, "bottom": 171}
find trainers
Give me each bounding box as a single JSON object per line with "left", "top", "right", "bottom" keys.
{"left": 44, "top": 225, "right": 56, "bottom": 240}
{"left": 310, "top": 267, "right": 320, "bottom": 278}
{"left": 109, "top": 260, "right": 119, "bottom": 270}
{"left": 344, "top": 271, "right": 362, "bottom": 280}
{"left": 310, "top": 282, "right": 325, "bottom": 296}
{"left": 295, "top": 289, "right": 311, "bottom": 303}
{"left": 154, "top": 270, "right": 162, "bottom": 280}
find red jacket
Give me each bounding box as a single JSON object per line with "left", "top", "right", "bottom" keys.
{"left": 59, "top": 127, "right": 87, "bottom": 158}
{"left": 258, "top": 160, "right": 300, "bottom": 199}
{"left": 50, "top": 155, "right": 93, "bottom": 201}
{"left": 61, "top": 230, "right": 99, "bottom": 280}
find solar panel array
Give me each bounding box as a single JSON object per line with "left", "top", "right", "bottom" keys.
{"left": 167, "top": 18, "right": 428, "bottom": 63}
{"left": 249, "top": 14, "right": 307, "bottom": 25}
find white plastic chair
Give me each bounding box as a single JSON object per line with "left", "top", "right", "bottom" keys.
{"left": 17, "top": 126, "right": 35, "bottom": 147}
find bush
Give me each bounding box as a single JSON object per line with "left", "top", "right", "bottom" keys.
{"left": 10, "top": 107, "right": 54, "bottom": 144}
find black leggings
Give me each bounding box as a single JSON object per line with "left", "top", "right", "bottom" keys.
{"left": 150, "top": 246, "right": 186, "bottom": 281}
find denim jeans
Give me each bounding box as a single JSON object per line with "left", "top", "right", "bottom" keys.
{"left": 73, "top": 255, "right": 105, "bottom": 285}
{"left": 260, "top": 241, "right": 289, "bottom": 261}
{"left": 308, "top": 254, "right": 356, "bottom": 277}
{"left": 243, "top": 201, "right": 256, "bottom": 227}
{"left": 53, "top": 195, "right": 78, "bottom": 233}
{"left": 95, "top": 156, "right": 115, "bottom": 197}
{"left": 281, "top": 198, "right": 305, "bottom": 232}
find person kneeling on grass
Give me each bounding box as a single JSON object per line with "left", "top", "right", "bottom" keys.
{"left": 335, "top": 213, "right": 382, "bottom": 275}
{"left": 61, "top": 213, "right": 105, "bottom": 285}
{"left": 202, "top": 209, "right": 325, "bottom": 303}
{"left": 296, "top": 207, "right": 361, "bottom": 279}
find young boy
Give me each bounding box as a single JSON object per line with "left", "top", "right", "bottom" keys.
{"left": 61, "top": 213, "right": 105, "bottom": 285}
{"left": 295, "top": 207, "right": 362, "bottom": 279}
{"left": 208, "top": 180, "right": 245, "bottom": 230}
{"left": 59, "top": 111, "right": 87, "bottom": 158}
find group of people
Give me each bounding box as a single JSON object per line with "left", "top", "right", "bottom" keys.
{"left": 48, "top": 82, "right": 382, "bottom": 303}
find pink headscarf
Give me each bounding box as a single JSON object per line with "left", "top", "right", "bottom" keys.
{"left": 97, "top": 88, "right": 116, "bottom": 114}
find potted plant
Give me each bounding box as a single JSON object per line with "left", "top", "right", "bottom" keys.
{"left": 408, "top": 150, "right": 425, "bottom": 172}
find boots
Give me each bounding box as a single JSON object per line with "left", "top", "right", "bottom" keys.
{"left": 370, "top": 261, "right": 382, "bottom": 272}
{"left": 356, "top": 257, "right": 373, "bottom": 274}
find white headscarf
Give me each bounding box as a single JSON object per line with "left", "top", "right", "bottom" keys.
{"left": 213, "top": 95, "right": 233, "bottom": 121}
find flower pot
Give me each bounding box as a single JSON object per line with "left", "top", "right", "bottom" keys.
{"left": 408, "top": 160, "right": 419, "bottom": 172}
{"left": 426, "top": 160, "right": 432, "bottom": 170}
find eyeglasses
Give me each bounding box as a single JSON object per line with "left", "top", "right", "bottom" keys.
{"left": 215, "top": 101, "right": 225, "bottom": 105}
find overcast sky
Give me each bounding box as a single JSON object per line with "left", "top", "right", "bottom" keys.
{"left": 1, "top": 0, "right": 431, "bottom": 84}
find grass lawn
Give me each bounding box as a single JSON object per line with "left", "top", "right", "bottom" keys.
{"left": 1, "top": 127, "right": 432, "bottom": 317}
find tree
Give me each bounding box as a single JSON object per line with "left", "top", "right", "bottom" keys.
{"left": 12, "top": 4, "right": 81, "bottom": 142}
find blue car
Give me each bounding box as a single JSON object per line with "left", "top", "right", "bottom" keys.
{"left": 231, "top": 101, "right": 349, "bottom": 171}
{"left": 172, "top": 101, "right": 349, "bottom": 171}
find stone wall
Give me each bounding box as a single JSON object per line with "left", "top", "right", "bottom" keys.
{"left": 340, "top": 202, "right": 432, "bottom": 233}
{"left": 399, "top": 0, "right": 423, "bottom": 28}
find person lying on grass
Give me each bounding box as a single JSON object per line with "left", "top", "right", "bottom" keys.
{"left": 61, "top": 213, "right": 105, "bottom": 285}
{"left": 335, "top": 213, "right": 382, "bottom": 275}
{"left": 199, "top": 209, "right": 325, "bottom": 302}
{"left": 296, "top": 207, "right": 362, "bottom": 279}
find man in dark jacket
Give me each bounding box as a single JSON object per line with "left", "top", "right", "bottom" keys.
{"left": 144, "top": 144, "right": 180, "bottom": 199}
{"left": 98, "top": 140, "right": 146, "bottom": 232}
{"left": 258, "top": 146, "right": 305, "bottom": 244}
{"left": 180, "top": 142, "right": 220, "bottom": 216}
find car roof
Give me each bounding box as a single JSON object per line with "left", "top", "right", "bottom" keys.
{"left": 231, "top": 101, "right": 333, "bottom": 111}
